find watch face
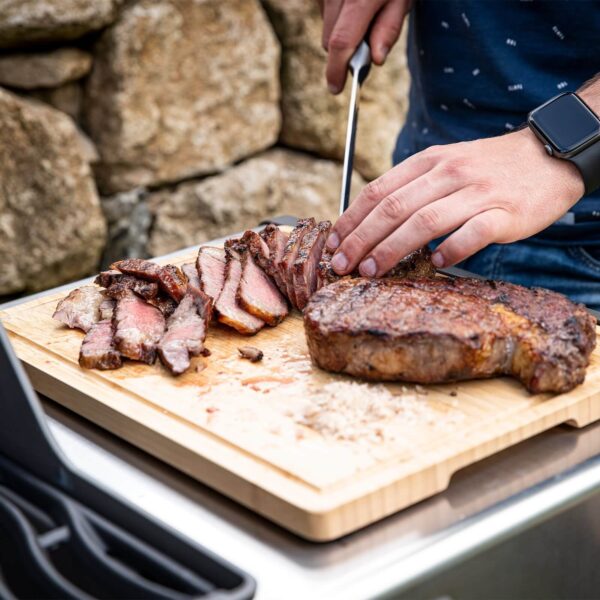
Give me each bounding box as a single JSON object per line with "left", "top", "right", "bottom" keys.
{"left": 529, "top": 93, "right": 600, "bottom": 154}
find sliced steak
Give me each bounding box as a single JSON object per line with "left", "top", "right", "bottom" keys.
{"left": 197, "top": 246, "right": 227, "bottom": 304}
{"left": 237, "top": 245, "right": 288, "bottom": 326}
{"left": 181, "top": 262, "right": 201, "bottom": 290}
{"left": 79, "top": 320, "right": 122, "bottom": 370}
{"left": 260, "top": 224, "right": 289, "bottom": 294}
{"left": 146, "top": 294, "right": 178, "bottom": 318}
{"left": 215, "top": 243, "right": 265, "bottom": 335}
{"left": 292, "top": 220, "right": 331, "bottom": 310}
{"left": 304, "top": 277, "right": 597, "bottom": 393}
{"left": 53, "top": 285, "right": 104, "bottom": 332}
{"left": 317, "top": 246, "right": 436, "bottom": 289}
{"left": 280, "top": 218, "right": 316, "bottom": 307}
{"left": 158, "top": 287, "right": 212, "bottom": 375}
{"left": 113, "top": 290, "right": 166, "bottom": 364}
{"left": 99, "top": 297, "right": 116, "bottom": 320}
{"left": 111, "top": 259, "right": 187, "bottom": 302}
{"left": 96, "top": 270, "right": 159, "bottom": 300}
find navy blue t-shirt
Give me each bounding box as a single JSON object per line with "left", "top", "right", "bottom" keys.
{"left": 394, "top": 0, "right": 600, "bottom": 244}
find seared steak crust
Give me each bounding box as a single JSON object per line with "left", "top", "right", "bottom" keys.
{"left": 280, "top": 218, "right": 316, "bottom": 307}
{"left": 258, "top": 225, "right": 289, "bottom": 295}
{"left": 98, "top": 273, "right": 159, "bottom": 300}
{"left": 317, "top": 246, "right": 436, "bottom": 288}
{"left": 111, "top": 259, "right": 187, "bottom": 302}
{"left": 304, "top": 277, "right": 596, "bottom": 393}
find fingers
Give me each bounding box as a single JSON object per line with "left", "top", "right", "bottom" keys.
{"left": 321, "top": 0, "right": 343, "bottom": 50}
{"left": 432, "top": 209, "right": 509, "bottom": 267}
{"left": 357, "top": 190, "right": 486, "bottom": 276}
{"left": 330, "top": 165, "right": 463, "bottom": 274}
{"left": 369, "top": 0, "right": 407, "bottom": 64}
{"left": 326, "top": 0, "right": 385, "bottom": 93}
{"left": 327, "top": 148, "right": 439, "bottom": 251}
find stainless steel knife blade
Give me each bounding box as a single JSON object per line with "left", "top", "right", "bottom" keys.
{"left": 339, "top": 40, "right": 372, "bottom": 216}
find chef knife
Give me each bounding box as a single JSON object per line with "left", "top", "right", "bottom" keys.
{"left": 339, "top": 39, "right": 372, "bottom": 215}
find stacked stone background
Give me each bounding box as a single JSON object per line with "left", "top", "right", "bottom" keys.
{"left": 0, "top": 0, "right": 409, "bottom": 298}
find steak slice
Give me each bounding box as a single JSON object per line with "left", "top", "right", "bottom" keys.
{"left": 236, "top": 245, "right": 288, "bottom": 326}
{"left": 53, "top": 285, "right": 104, "bottom": 332}
{"left": 146, "top": 294, "right": 177, "bottom": 318}
{"left": 317, "top": 246, "right": 436, "bottom": 289}
{"left": 99, "top": 297, "right": 116, "bottom": 320}
{"left": 113, "top": 290, "right": 166, "bottom": 364}
{"left": 197, "top": 246, "right": 227, "bottom": 304}
{"left": 292, "top": 220, "right": 331, "bottom": 310}
{"left": 214, "top": 243, "right": 265, "bottom": 335}
{"left": 158, "top": 287, "right": 212, "bottom": 375}
{"left": 304, "top": 277, "right": 597, "bottom": 393}
{"left": 111, "top": 259, "right": 187, "bottom": 302}
{"left": 257, "top": 225, "right": 290, "bottom": 295}
{"left": 95, "top": 270, "right": 159, "bottom": 300}
{"left": 181, "top": 262, "right": 201, "bottom": 291}
{"left": 79, "top": 320, "right": 122, "bottom": 370}
{"left": 280, "top": 217, "right": 316, "bottom": 307}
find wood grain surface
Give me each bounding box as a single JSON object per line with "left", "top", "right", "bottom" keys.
{"left": 2, "top": 250, "right": 599, "bottom": 541}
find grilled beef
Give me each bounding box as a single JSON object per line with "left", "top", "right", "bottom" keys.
{"left": 99, "top": 297, "right": 116, "bottom": 320}
{"left": 181, "top": 263, "right": 201, "bottom": 290}
{"left": 111, "top": 259, "right": 187, "bottom": 302}
{"left": 237, "top": 245, "right": 288, "bottom": 326}
{"left": 113, "top": 290, "right": 166, "bottom": 364}
{"left": 52, "top": 285, "right": 104, "bottom": 332}
{"left": 146, "top": 294, "right": 178, "bottom": 318}
{"left": 292, "top": 220, "right": 331, "bottom": 310}
{"left": 244, "top": 226, "right": 289, "bottom": 295}
{"left": 280, "top": 218, "right": 316, "bottom": 306}
{"left": 317, "top": 246, "right": 436, "bottom": 289}
{"left": 304, "top": 277, "right": 596, "bottom": 393}
{"left": 197, "top": 247, "right": 227, "bottom": 304}
{"left": 96, "top": 270, "right": 159, "bottom": 300}
{"left": 158, "top": 287, "right": 212, "bottom": 375}
{"left": 79, "top": 320, "right": 122, "bottom": 370}
{"left": 214, "top": 243, "right": 265, "bottom": 335}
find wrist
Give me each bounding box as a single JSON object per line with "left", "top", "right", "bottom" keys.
{"left": 516, "top": 127, "right": 585, "bottom": 202}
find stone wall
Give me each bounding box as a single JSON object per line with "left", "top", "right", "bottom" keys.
{"left": 0, "top": 0, "right": 409, "bottom": 298}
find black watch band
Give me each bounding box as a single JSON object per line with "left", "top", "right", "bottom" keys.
{"left": 570, "top": 141, "right": 600, "bottom": 196}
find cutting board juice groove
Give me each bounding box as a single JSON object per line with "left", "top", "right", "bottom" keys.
{"left": 2, "top": 254, "right": 599, "bottom": 541}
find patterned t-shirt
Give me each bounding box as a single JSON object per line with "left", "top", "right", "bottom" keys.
{"left": 394, "top": 0, "right": 600, "bottom": 244}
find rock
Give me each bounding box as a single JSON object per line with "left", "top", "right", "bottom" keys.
{"left": 29, "top": 82, "right": 83, "bottom": 122}
{"left": 0, "top": 89, "right": 106, "bottom": 295}
{"left": 84, "top": 0, "right": 281, "bottom": 195}
{"left": 262, "top": 0, "right": 409, "bottom": 180}
{"left": 147, "top": 148, "right": 366, "bottom": 256}
{"left": 0, "top": 0, "right": 122, "bottom": 49}
{"left": 100, "top": 188, "right": 152, "bottom": 268}
{"left": 0, "top": 48, "right": 92, "bottom": 89}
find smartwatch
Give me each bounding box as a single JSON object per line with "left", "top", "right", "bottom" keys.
{"left": 528, "top": 92, "right": 600, "bottom": 195}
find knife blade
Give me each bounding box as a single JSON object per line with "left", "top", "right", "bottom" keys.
{"left": 339, "top": 40, "right": 372, "bottom": 216}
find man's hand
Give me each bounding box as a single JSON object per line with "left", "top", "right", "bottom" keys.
{"left": 318, "top": 0, "right": 410, "bottom": 94}
{"left": 326, "top": 129, "right": 585, "bottom": 275}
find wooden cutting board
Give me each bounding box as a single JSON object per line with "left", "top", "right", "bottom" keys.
{"left": 2, "top": 251, "right": 599, "bottom": 541}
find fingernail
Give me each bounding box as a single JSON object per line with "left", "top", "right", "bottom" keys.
{"left": 331, "top": 252, "right": 348, "bottom": 273}
{"left": 431, "top": 251, "right": 445, "bottom": 268}
{"left": 379, "top": 45, "right": 390, "bottom": 61}
{"left": 327, "top": 232, "right": 340, "bottom": 249}
{"left": 360, "top": 257, "right": 377, "bottom": 277}
{"left": 328, "top": 82, "right": 341, "bottom": 94}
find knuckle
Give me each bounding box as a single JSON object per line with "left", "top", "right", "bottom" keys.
{"left": 471, "top": 217, "right": 495, "bottom": 241}
{"left": 471, "top": 180, "right": 494, "bottom": 195}
{"left": 379, "top": 193, "right": 405, "bottom": 222}
{"left": 412, "top": 206, "right": 441, "bottom": 235}
{"left": 362, "top": 179, "right": 383, "bottom": 206}
{"left": 328, "top": 29, "right": 353, "bottom": 52}
{"left": 441, "top": 157, "right": 469, "bottom": 180}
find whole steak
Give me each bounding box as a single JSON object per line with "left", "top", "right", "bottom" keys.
{"left": 303, "top": 277, "right": 597, "bottom": 394}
